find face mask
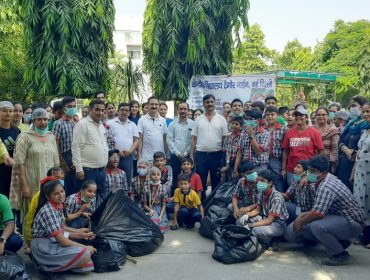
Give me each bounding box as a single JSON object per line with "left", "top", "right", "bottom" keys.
{"left": 329, "top": 112, "right": 335, "bottom": 120}
{"left": 245, "top": 171, "right": 257, "bottom": 182}
{"left": 59, "top": 179, "right": 65, "bottom": 186}
{"left": 150, "top": 179, "right": 161, "bottom": 185}
{"left": 233, "top": 112, "right": 244, "bottom": 117}
{"left": 137, "top": 168, "right": 148, "bottom": 176}
{"left": 257, "top": 181, "right": 269, "bottom": 193}
{"left": 293, "top": 174, "right": 302, "bottom": 182}
{"left": 24, "top": 114, "right": 32, "bottom": 123}
{"left": 349, "top": 107, "right": 361, "bottom": 119}
{"left": 307, "top": 171, "right": 319, "bottom": 183}
{"left": 66, "top": 107, "right": 78, "bottom": 117}
{"left": 245, "top": 120, "right": 257, "bottom": 128}
{"left": 34, "top": 127, "right": 48, "bottom": 136}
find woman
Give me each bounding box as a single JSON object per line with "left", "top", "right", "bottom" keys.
{"left": 23, "top": 106, "right": 32, "bottom": 126}
{"left": 31, "top": 180, "right": 96, "bottom": 274}
{"left": 193, "top": 109, "right": 203, "bottom": 120}
{"left": 187, "top": 109, "right": 194, "bottom": 120}
{"left": 315, "top": 107, "right": 340, "bottom": 173}
{"left": 105, "top": 102, "right": 116, "bottom": 120}
{"left": 337, "top": 96, "right": 369, "bottom": 191}
{"left": 13, "top": 108, "right": 59, "bottom": 225}
{"left": 129, "top": 100, "right": 141, "bottom": 125}
{"left": 12, "top": 102, "right": 29, "bottom": 132}
{"left": 353, "top": 102, "right": 370, "bottom": 248}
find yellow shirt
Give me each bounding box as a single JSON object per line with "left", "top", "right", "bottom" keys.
{"left": 24, "top": 191, "right": 40, "bottom": 245}
{"left": 173, "top": 189, "right": 201, "bottom": 209}
{"left": 0, "top": 139, "right": 8, "bottom": 163}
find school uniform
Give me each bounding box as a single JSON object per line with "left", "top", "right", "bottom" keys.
{"left": 130, "top": 175, "right": 151, "bottom": 207}
{"left": 31, "top": 201, "right": 94, "bottom": 273}
{"left": 174, "top": 188, "right": 202, "bottom": 228}
{"left": 232, "top": 178, "right": 258, "bottom": 224}
{"left": 65, "top": 192, "right": 96, "bottom": 229}
{"left": 104, "top": 168, "right": 129, "bottom": 200}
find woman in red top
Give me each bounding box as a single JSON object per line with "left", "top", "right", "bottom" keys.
{"left": 282, "top": 108, "right": 324, "bottom": 186}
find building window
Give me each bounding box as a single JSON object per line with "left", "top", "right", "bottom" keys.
{"left": 127, "top": 45, "right": 142, "bottom": 60}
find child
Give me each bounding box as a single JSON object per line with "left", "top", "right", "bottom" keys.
{"left": 179, "top": 157, "right": 203, "bottom": 197}
{"left": 65, "top": 180, "right": 97, "bottom": 229}
{"left": 171, "top": 174, "right": 204, "bottom": 230}
{"left": 232, "top": 160, "right": 259, "bottom": 224}
{"left": 283, "top": 160, "right": 314, "bottom": 221}
{"left": 221, "top": 116, "right": 243, "bottom": 180}
{"left": 153, "top": 151, "right": 173, "bottom": 194}
{"left": 31, "top": 180, "right": 96, "bottom": 274}
{"left": 24, "top": 167, "right": 65, "bottom": 253}
{"left": 130, "top": 159, "right": 151, "bottom": 207}
{"left": 104, "top": 149, "right": 129, "bottom": 200}
{"left": 141, "top": 167, "right": 168, "bottom": 233}
{"left": 241, "top": 170, "right": 289, "bottom": 247}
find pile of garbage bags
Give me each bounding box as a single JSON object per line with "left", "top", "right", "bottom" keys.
{"left": 90, "top": 190, "right": 164, "bottom": 272}
{"left": 0, "top": 250, "right": 31, "bottom": 280}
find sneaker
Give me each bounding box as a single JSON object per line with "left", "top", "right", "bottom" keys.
{"left": 321, "top": 251, "right": 350, "bottom": 266}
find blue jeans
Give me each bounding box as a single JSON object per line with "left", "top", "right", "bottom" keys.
{"left": 268, "top": 158, "right": 285, "bottom": 192}
{"left": 0, "top": 231, "right": 23, "bottom": 253}
{"left": 169, "top": 154, "right": 182, "bottom": 195}
{"left": 75, "top": 167, "right": 106, "bottom": 204}
{"left": 178, "top": 207, "right": 202, "bottom": 227}
{"left": 119, "top": 155, "right": 134, "bottom": 186}
{"left": 195, "top": 151, "right": 222, "bottom": 202}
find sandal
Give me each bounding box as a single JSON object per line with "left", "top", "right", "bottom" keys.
{"left": 170, "top": 225, "right": 179, "bottom": 230}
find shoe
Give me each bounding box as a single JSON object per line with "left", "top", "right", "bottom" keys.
{"left": 321, "top": 251, "right": 350, "bottom": 266}
{"left": 170, "top": 225, "right": 179, "bottom": 230}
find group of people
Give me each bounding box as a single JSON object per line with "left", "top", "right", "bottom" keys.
{"left": 0, "top": 90, "right": 369, "bottom": 275}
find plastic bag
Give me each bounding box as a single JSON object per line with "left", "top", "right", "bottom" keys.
{"left": 212, "top": 225, "right": 263, "bottom": 264}
{"left": 89, "top": 238, "right": 127, "bottom": 273}
{"left": 203, "top": 179, "right": 238, "bottom": 214}
{"left": 91, "top": 190, "right": 164, "bottom": 257}
{"left": 199, "top": 215, "right": 235, "bottom": 240}
{"left": 0, "top": 250, "right": 31, "bottom": 280}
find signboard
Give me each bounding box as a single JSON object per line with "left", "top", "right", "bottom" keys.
{"left": 187, "top": 74, "right": 276, "bottom": 113}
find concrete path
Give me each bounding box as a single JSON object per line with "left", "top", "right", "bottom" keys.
{"left": 25, "top": 226, "right": 370, "bottom": 280}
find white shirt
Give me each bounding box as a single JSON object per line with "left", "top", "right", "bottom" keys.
{"left": 107, "top": 117, "right": 139, "bottom": 151}
{"left": 72, "top": 116, "right": 108, "bottom": 172}
{"left": 137, "top": 113, "right": 167, "bottom": 161}
{"left": 192, "top": 113, "right": 228, "bottom": 152}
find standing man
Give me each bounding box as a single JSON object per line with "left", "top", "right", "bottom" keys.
{"left": 138, "top": 96, "right": 169, "bottom": 161}
{"left": 95, "top": 90, "right": 106, "bottom": 102}
{"left": 72, "top": 99, "right": 108, "bottom": 203}
{"left": 167, "top": 102, "right": 194, "bottom": 194}
{"left": 190, "top": 94, "right": 228, "bottom": 201}
{"left": 52, "top": 96, "right": 78, "bottom": 195}
{"left": 107, "top": 102, "right": 139, "bottom": 183}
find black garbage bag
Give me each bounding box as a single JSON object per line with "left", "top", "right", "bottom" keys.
{"left": 89, "top": 238, "right": 127, "bottom": 273}
{"left": 199, "top": 215, "right": 235, "bottom": 239}
{"left": 203, "top": 179, "right": 238, "bottom": 214}
{"left": 0, "top": 250, "right": 31, "bottom": 280}
{"left": 91, "top": 190, "right": 164, "bottom": 257}
{"left": 212, "top": 225, "right": 263, "bottom": 264}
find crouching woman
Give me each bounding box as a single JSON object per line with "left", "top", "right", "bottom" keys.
{"left": 31, "top": 180, "right": 96, "bottom": 274}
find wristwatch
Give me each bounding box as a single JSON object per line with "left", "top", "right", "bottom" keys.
{"left": 0, "top": 237, "right": 6, "bottom": 244}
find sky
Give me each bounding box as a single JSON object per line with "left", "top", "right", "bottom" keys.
{"left": 114, "top": 0, "right": 370, "bottom": 52}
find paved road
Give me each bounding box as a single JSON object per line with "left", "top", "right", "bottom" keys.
{"left": 25, "top": 226, "right": 370, "bottom": 280}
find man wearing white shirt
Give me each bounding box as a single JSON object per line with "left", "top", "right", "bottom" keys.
{"left": 190, "top": 94, "right": 228, "bottom": 201}
{"left": 138, "top": 96, "right": 169, "bottom": 161}
{"left": 107, "top": 102, "right": 139, "bottom": 183}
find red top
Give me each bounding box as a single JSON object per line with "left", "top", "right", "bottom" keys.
{"left": 282, "top": 126, "right": 324, "bottom": 172}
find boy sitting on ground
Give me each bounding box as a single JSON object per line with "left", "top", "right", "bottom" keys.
{"left": 171, "top": 174, "right": 204, "bottom": 230}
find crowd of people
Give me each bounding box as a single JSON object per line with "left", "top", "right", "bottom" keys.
{"left": 0, "top": 90, "right": 369, "bottom": 275}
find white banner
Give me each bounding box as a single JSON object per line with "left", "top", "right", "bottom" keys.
{"left": 187, "top": 74, "right": 276, "bottom": 113}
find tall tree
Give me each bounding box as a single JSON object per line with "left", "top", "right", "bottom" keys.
{"left": 143, "top": 0, "right": 250, "bottom": 100}
{"left": 276, "top": 39, "right": 312, "bottom": 71}
{"left": 233, "top": 23, "right": 272, "bottom": 74}
{"left": 21, "top": 0, "right": 115, "bottom": 101}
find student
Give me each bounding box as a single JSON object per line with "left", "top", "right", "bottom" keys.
{"left": 141, "top": 167, "right": 168, "bottom": 233}
{"left": 171, "top": 174, "right": 204, "bottom": 230}
{"left": 221, "top": 116, "right": 243, "bottom": 180}
{"left": 232, "top": 160, "right": 259, "bottom": 224}
{"left": 0, "top": 193, "right": 23, "bottom": 255}
{"left": 65, "top": 180, "right": 97, "bottom": 229}
{"left": 282, "top": 160, "right": 314, "bottom": 222}
{"left": 104, "top": 149, "right": 129, "bottom": 200}
{"left": 31, "top": 180, "right": 96, "bottom": 274}
{"left": 230, "top": 99, "right": 244, "bottom": 117}
{"left": 278, "top": 106, "right": 289, "bottom": 122}
{"left": 241, "top": 170, "right": 289, "bottom": 246}
{"left": 24, "top": 167, "right": 65, "bottom": 253}
{"left": 153, "top": 151, "right": 173, "bottom": 194}
{"left": 130, "top": 159, "right": 151, "bottom": 207}
{"left": 179, "top": 157, "right": 203, "bottom": 197}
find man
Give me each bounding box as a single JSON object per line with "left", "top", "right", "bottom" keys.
{"left": 138, "top": 96, "right": 169, "bottom": 161}
{"left": 244, "top": 101, "right": 252, "bottom": 111}
{"left": 81, "top": 106, "right": 89, "bottom": 118}
{"left": 167, "top": 102, "right": 194, "bottom": 193}
{"left": 107, "top": 102, "right": 139, "bottom": 183}
{"left": 52, "top": 96, "right": 78, "bottom": 195}
{"left": 285, "top": 156, "right": 365, "bottom": 266}
{"left": 265, "top": 96, "right": 278, "bottom": 107}
{"left": 190, "top": 94, "right": 228, "bottom": 201}
{"left": 95, "top": 90, "right": 106, "bottom": 102}
{"left": 72, "top": 99, "right": 108, "bottom": 203}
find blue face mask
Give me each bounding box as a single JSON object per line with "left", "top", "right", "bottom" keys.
{"left": 245, "top": 120, "right": 257, "bottom": 128}
{"left": 65, "top": 107, "right": 78, "bottom": 117}
{"left": 307, "top": 171, "right": 319, "bottom": 183}
{"left": 24, "top": 114, "right": 32, "bottom": 123}
{"left": 257, "top": 181, "right": 269, "bottom": 193}
{"left": 245, "top": 171, "right": 257, "bottom": 182}
{"left": 59, "top": 179, "right": 65, "bottom": 186}
{"left": 329, "top": 112, "right": 335, "bottom": 120}
{"left": 34, "top": 127, "right": 48, "bottom": 136}
{"left": 293, "top": 174, "right": 302, "bottom": 182}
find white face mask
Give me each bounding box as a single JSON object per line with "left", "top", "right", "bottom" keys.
{"left": 150, "top": 179, "right": 161, "bottom": 185}
{"left": 349, "top": 107, "right": 361, "bottom": 119}
{"left": 137, "top": 168, "right": 148, "bottom": 176}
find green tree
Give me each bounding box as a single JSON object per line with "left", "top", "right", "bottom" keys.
{"left": 143, "top": 0, "right": 250, "bottom": 100}
{"left": 276, "top": 39, "right": 313, "bottom": 71}
{"left": 359, "top": 31, "right": 370, "bottom": 98}
{"left": 233, "top": 23, "right": 272, "bottom": 73}
{"left": 21, "top": 0, "right": 115, "bottom": 102}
